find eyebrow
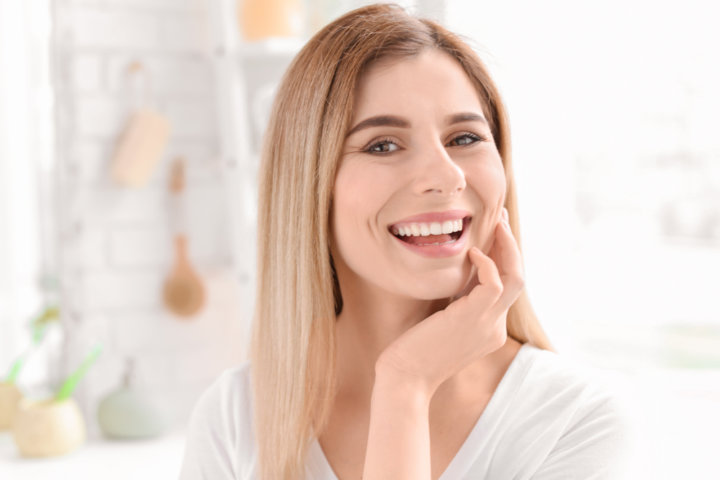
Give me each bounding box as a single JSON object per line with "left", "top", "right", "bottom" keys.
{"left": 446, "top": 112, "right": 488, "bottom": 126}
{"left": 346, "top": 115, "right": 409, "bottom": 137}
{"left": 346, "top": 111, "right": 488, "bottom": 137}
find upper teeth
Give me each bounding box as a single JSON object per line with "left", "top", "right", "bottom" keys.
{"left": 392, "top": 219, "right": 463, "bottom": 237}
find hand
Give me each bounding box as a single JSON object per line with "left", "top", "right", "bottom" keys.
{"left": 450, "top": 207, "right": 522, "bottom": 301}
{"left": 375, "top": 207, "right": 526, "bottom": 396}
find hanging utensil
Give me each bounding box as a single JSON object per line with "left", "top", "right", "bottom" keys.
{"left": 163, "top": 157, "right": 206, "bottom": 318}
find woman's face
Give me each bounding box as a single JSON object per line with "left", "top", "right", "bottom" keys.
{"left": 330, "top": 48, "right": 507, "bottom": 300}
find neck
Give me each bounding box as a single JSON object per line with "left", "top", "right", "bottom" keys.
{"left": 334, "top": 271, "right": 449, "bottom": 401}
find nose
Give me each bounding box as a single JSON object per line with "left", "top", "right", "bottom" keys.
{"left": 413, "top": 143, "right": 466, "bottom": 196}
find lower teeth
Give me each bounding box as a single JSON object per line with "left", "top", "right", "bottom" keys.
{"left": 417, "top": 239, "right": 456, "bottom": 246}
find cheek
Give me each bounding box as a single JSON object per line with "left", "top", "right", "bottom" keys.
{"left": 333, "top": 162, "right": 397, "bottom": 224}
{"left": 331, "top": 168, "right": 382, "bottom": 252}
{"left": 333, "top": 170, "right": 370, "bottom": 235}
{"left": 465, "top": 162, "right": 507, "bottom": 249}
{"left": 331, "top": 164, "right": 400, "bottom": 277}
{"left": 466, "top": 160, "right": 506, "bottom": 202}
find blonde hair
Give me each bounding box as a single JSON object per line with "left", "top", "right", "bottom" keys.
{"left": 250, "top": 4, "right": 555, "bottom": 478}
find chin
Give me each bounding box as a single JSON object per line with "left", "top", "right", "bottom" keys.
{"left": 405, "top": 273, "right": 471, "bottom": 301}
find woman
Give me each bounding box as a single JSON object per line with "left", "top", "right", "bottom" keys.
{"left": 180, "top": 4, "right": 631, "bottom": 479}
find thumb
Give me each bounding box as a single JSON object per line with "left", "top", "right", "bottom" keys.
{"left": 450, "top": 244, "right": 491, "bottom": 301}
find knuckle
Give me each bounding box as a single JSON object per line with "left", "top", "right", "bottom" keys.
{"left": 495, "top": 328, "right": 508, "bottom": 347}
{"left": 483, "top": 326, "right": 507, "bottom": 352}
{"left": 507, "top": 270, "right": 524, "bottom": 290}
{"left": 488, "top": 281, "right": 504, "bottom": 298}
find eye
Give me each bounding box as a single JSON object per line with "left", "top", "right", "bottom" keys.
{"left": 364, "top": 138, "right": 400, "bottom": 154}
{"left": 446, "top": 132, "right": 484, "bottom": 147}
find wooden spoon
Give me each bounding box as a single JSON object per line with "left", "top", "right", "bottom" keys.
{"left": 163, "top": 158, "right": 205, "bottom": 318}
{"left": 163, "top": 234, "right": 206, "bottom": 317}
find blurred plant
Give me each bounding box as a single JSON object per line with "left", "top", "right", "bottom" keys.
{"left": 4, "top": 306, "right": 60, "bottom": 384}
{"left": 56, "top": 344, "right": 103, "bottom": 401}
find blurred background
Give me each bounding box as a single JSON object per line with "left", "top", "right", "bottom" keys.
{"left": 0, "top": 0, "right": 717, "bottom": 478}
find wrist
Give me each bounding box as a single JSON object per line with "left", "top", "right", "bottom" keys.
{"left": 372, "top": 362, "right": 434, "bottom": 409}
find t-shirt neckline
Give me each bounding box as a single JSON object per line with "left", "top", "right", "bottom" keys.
{"left": 310, "top": 342, "right": 535, "bottom": 480}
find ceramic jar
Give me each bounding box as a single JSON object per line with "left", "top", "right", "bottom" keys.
{"left": 0, "top": 382, "right": 23, "bottom": 430}
{"left": 12, "top": 397, "right": 86, "bottom": 457}
{"left": 238, "top": 0, "right": 304, "bottom": 41}
{"left": 97, "top": 387, "right": 166, "bottom": 439}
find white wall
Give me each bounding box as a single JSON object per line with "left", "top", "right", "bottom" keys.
{"left": 446, "top": 0, "right": 720, "bottom": 358}
{"left": 52, "top": 0, "right": 249, "bottom": 436}
{"left": 0, "top": 0, "right": 51, "bottom": 385}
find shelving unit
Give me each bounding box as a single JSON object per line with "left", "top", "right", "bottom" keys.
{"left": 207, "top": 0, "right": 302, "bottom": 311}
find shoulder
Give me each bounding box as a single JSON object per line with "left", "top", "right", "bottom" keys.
{"left": 180, "top": 362, "right": 257, "bottom": 480}
{"left": 518, "top": 344, "right": 632, "bottom": 432}
{"left": 191, "top": 362, "right": 255, "bottom": 443}
{"left": 515, "top": 345, "right": 635, "bottom": 477}
{"left": 518, "top": 344, "right": 623, "bottom": 400}
{"left": 196, "top": 362, "right": 253, "bottom": 412}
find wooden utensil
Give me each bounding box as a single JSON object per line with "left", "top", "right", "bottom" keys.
{"left": 163, "top": 158, "right": 205, "bottom": 318}
{"left": 110, "top": 61, "right": 171, "bottom": 188}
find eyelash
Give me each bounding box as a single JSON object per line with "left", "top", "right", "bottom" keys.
{"left": 447, "top": 132, "right": 485, "bottom": 147}
{"left": 363, "top": 132, "right": 486, "bottom": 154}
{"left": 364, "top": 137, "right": 398, "bottom": 154}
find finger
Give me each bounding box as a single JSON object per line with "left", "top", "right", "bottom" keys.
{"left": 465, "top": 245, "right": 503, "bottom": 305}
{"left": 450, "top": 209, "right": 509, "bottom": 304}
{"left": 450, "top": 240, "right": 489, "bottom": 301}
{"left": 489, "top": 213, "right": 524, "bottom": 283}
{"left": 450, "top": 264, "right": 478, "bottom": 302}
{"left": 486, "top": 216, "right": 525, "bottom": 317}
{"left": 451, "top": 223, "right": 500, "bottom": 302}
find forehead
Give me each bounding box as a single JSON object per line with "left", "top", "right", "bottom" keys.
{"left": 352, "top": 49, "right": 485, "bottom": 120}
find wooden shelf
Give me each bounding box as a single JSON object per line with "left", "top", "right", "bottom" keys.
{"left": 237, "top": 37, "right": 304, "bottom": 60}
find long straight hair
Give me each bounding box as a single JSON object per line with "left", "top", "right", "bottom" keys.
{"left": 250, "top": 4, "right": 555, "bottom": 478}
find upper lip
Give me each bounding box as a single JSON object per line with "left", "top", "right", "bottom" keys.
{"left": 389, "top": 209, "right": 472, "bottom": 229}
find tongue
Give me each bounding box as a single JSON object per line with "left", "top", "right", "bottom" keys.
{"left": 402, "top": 234, "right": 452, "bottom": 245}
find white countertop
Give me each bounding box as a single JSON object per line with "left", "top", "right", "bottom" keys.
{"left": 0, "top": 429, "right": 187, "bottom": 479}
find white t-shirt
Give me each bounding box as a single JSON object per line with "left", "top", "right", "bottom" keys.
{"left": 180, "top": 343, "right": 634, "bottom": 479}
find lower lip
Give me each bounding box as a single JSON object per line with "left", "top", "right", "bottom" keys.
{"left": 391, "top": 218, "right": 470, "bottom": 258}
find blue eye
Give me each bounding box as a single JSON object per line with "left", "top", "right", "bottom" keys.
{"left": 447, "top": 133, "right": 484, "bottom": 147}
{"left": 365, "top": 139, "right": 399, "bottom": 154}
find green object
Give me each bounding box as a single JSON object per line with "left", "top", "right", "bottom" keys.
{"left": 97, "top": 358, "right": 166, "bottom": 439}
{"left": 4, "top": 306, "right": 60, "bottom": 383}
{"left": 5, "top": 357, "right": 24, "bottom": 384}
{"left": 31, "top": 306, "right": 59, "bottom": 343}
{"left": 56, "top": 345, "right": 103, "bottom": 401}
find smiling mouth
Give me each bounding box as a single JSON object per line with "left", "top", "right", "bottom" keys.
{"left": 390, "top": 216, "right": 471, "bottom": 246}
